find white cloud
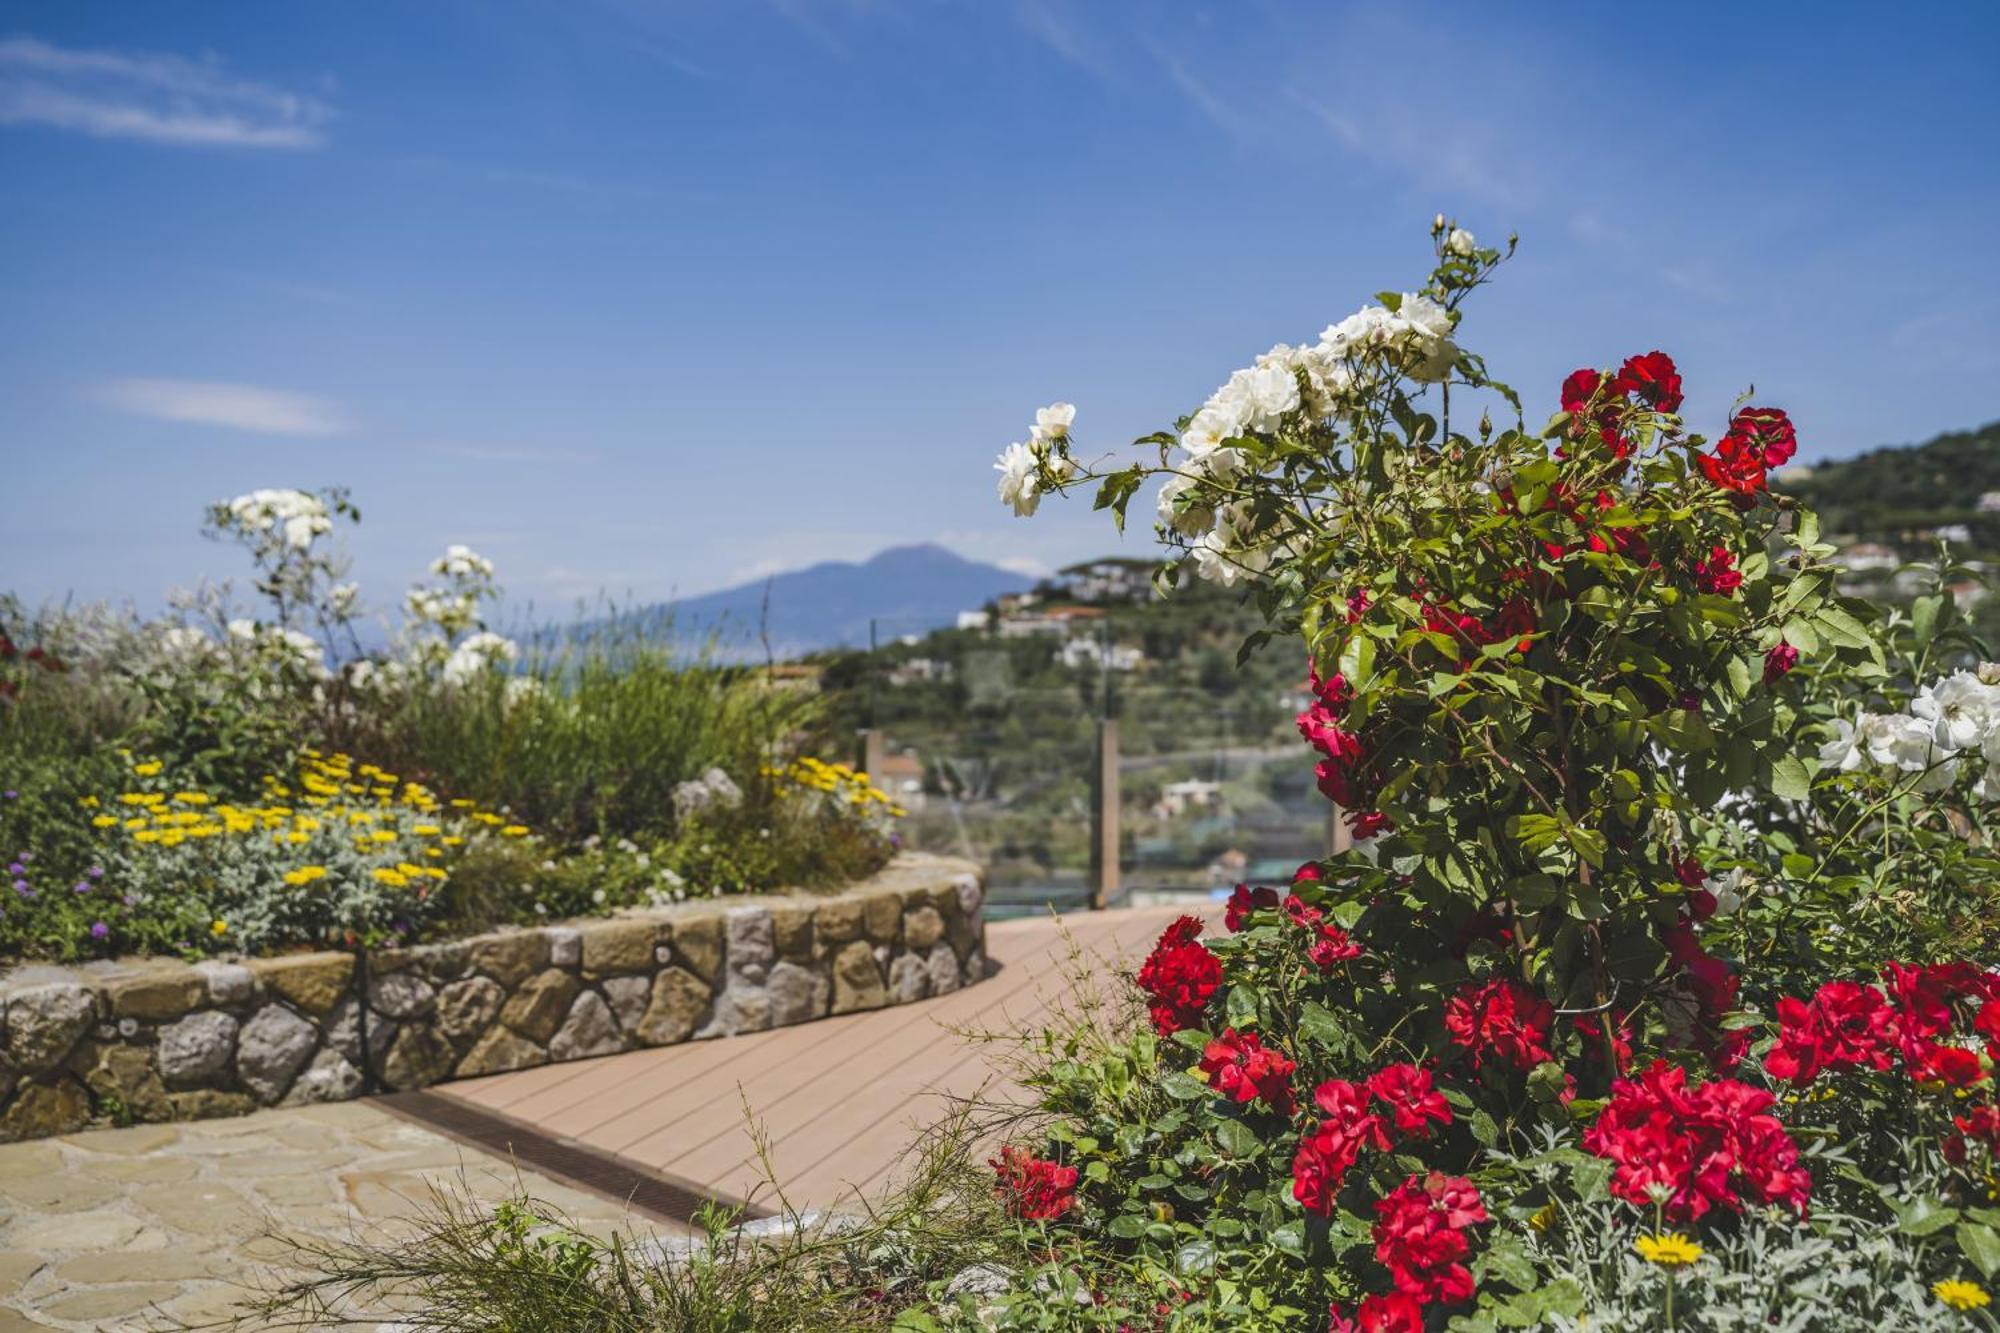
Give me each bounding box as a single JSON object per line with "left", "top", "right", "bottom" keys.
{"left": 93, "top": 378, "right": 347, "bottom": 436}
{"left": 0, "top": 35, "right": 330, "bottom": 149}
{"left": 995, "top": 554, "right": 1051, "bottom": 578}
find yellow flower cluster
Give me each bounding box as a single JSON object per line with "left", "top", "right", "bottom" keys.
{"left": 91, "top": 750, "right": 523, "bottom": 891}
{"left": 764, "top": 756, "right": 906, "bottom": 818}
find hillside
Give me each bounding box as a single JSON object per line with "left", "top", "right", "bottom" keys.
{"left": 617, "top": 544, "right": 1035, "bottom": 659}
{"left": 1785, "top": 420, "right": 2000, "bottom": 549}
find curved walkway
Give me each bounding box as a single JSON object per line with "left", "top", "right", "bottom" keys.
{"left": 432, "top": 906, "right": 1195, "bottom": 1213}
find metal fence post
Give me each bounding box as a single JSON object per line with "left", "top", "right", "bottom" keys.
{"left": 1090, "top": 718, "right": 1120, "bottom": 910}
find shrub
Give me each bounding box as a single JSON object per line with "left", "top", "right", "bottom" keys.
{"left": 962, "top": 220, "right": 2000, "bottom": 1327}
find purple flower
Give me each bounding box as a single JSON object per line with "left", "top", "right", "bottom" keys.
{"left": 89, "top": 921, "right": 109, "bottom": 941}
{"left": 2, "top": 790, "right": 15, "bottom": 800}
{"left": 11, "top": 879, "right": 28, "bottom": 895}
{"left": 6, "top": 863, "right": 23, "bottom": 876}
{"left": 73, "top": 882, "right": 91, "bottom": 895}
{"left": 88, "top": 865, "right": 104, "bottom": 879}
{"left": 122, "top": 893, "right": 137, "bottom": 907}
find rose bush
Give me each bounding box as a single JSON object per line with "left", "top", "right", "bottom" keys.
{"left": 965, "top": 221, "right": 2000, "bottom": 1328}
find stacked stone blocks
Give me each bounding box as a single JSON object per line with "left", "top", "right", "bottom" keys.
{"left": 0, "top": 855, "right": 985, "bottom": 1142}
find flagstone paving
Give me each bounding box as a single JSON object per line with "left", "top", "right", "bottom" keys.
{"left": 0, "top": 1099, "right": 680, "bottom": 1331}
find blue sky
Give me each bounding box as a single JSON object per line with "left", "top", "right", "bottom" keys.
{"left": 3, "top": 0, "right": 1996, "bottom": 619}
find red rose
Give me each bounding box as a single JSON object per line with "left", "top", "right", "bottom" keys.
{"left": 1673, "top": 855, "right": 1706, "bottom": 888}
{"left": 1330, "top": 1292, "right": 1427, "bottom": 1333}
{"left": 1723, "top": 406, "right": 1797, "bottom": 469}
{"left": 1199, "top": 1027, "right": 1298, "bottom": 1115}
{"left": 1366, "top": 1063, "right": 1451, "bottom": 1139}
{"left": 1372, "top": 1172, "right": 1487, "bottom": 1304}
{"left": 1765, "top": 980, "right": 1897, "bottom": 1083}
{"left": 1443, "top": 977, "right": 1554, "bottom": 1072}
{"left": 1293, "top": 1079, "right": 1390, "bottom": 1216}
{"left": 1694, "top": 545, "right": 1742, "bottom": 597}
{"left": 1913, "top": 1044, "right": 1985, "bottom": 1088}
{"left": 1560, "top": 368, "right": 1604, "bottom": 414}
{"left": 1346, "top": 589, "right": 1374, "bottom": 624}
{"left": 1696, "top": 430, "right": 1772, "bottom": 500}
{"left": 1134, "top": 916, "right": 1222, "bottom": 1035}
{"left": 1763, "top": 641, "right": 1799, "bottom": 683}
{"left": 1583, "top": 1060, "right": 1811, "bottom": 1221}
{"left": 1612, "top": 350, "right": 1684, "bottom": 414}
{"left": 1347, "top": 809, "right": 1393, "bottom": 841}
{"left": 1885, "top": 961, "right": 1994, "bottom": 1057}
{"left": 1223, "top": 883, "right": 1279, "bottom": 932}
{"left": 991, "top": 1145, "right": 1079, "bottom": 1220}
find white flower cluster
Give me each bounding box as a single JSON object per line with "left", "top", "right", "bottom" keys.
{"left": 219, "top": 489, "right": 331, "bottom": 552}
{"left": 1152, "top": 287, "right": 1460, "bottom": 583}
{"left": 994, "top": 402, "right": 1076, "bottom": 517}
{"left": 431, "top": 544, "right": 495, "bottom": 580}
{"left": 225, "top": 618, "right": 327, "bottom": 678}
{"left": 405, "top": 586, "right": 480, "bottom": 636}
{"left": 441, "top": 630, "right": 519, "bottom": 685}
{"left": 1819, "top": 665, "right": 2000, "bottom": 797}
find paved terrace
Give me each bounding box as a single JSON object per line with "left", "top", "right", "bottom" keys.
{"left": 0, "top": 906, "right": 1199, "bottom": 1327}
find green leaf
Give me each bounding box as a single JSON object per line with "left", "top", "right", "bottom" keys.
{"left": 1895, "top": 1195, "right": 1960, "bottom": 1237}
{"left": 1569, "top": 827, "right": 1607, "bottom": 869}
{"left": 1913, "top": 594, "right": 1944, "bottom": 651}
{"left": 1106, "top": 1213, "right": 1148, "bottom": 1238}
{"left": 1959, "top": 1221, "right": 2000, "bottom": 1278}
{"left": 1090, "top": 467, "right": 1145, "bottom": 531}
{"left": 892, "top": 1312, "right": 945, "bottom": 1333}
{"left": 1469, "top": 1109, "right": 1499, "bottom": 1147}
{"left": 1770, "top": 754, "right": 1811, "bottom": 802}
{"left": 1214, "top": 1117, "right": 1262, "bottom": 1159}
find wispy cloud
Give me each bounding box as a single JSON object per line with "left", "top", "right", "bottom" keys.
{"left": 0, "top": 34, "right": 330, "bottom": 149}
{"left": 1147, "top": 41, "right": 1259, "bottom": 146}
{"left": 1015, "top": 0, "right": 1112, "bottom": 83}
{"left": 92, "top": 378, "right": 347, "bottom": 436}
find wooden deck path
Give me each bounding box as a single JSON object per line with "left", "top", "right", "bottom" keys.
{"left": 423, "top": 906, "right": 1200, "bottom": 1217}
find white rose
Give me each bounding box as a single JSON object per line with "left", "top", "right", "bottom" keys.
{"left": 994, "top": 442, "right": 1041, "bottom": 517}
{"left": 1029, "top": 402, "right": 1075, "bottom": 445}
{"left": 1446, "top": 227, "right": 1476, "bottom": 257}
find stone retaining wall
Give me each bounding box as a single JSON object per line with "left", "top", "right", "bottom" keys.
{"left": 0, "top": 854, "right": 984, "bottom": 1142}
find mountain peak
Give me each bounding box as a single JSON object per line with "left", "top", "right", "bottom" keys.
{"left": 641, "top": 543, "right": 1035, "bottom": 659}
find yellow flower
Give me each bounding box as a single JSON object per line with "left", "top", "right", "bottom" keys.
{"left": 287, "top": 830, "right": 310, "bottom": 844}
{"left": 173, "top": 791, "right": 212, "bottom": 806}
{"left": 412, "top": 825, "right": 441, "bottom": 836}
{"left": 370, "top": 867, "right": 410, "bottom": 887}
{"left": 133, "top": 829, "right": 161, "bottom": 843}
{"left": 210, "top": 919, "right": 228, "bottom": 937}
{"left": 92, "top": 814, "right": 120, "bottom": 828}
{"left": 1634, "top": 1233, "right": 1701, "bottom": 1268}
{"left": 368, "top": 829, "right": 397, "bottom": 844}
{"left": 501, "top": 824, "right": 529, "bottom": 837}
{"left": 442, "top": 835, "right": 464, "bottom": 847}
{"left": 1937, "top": 1279, "right": 1991, "bottom": 1312}
{"left": 79, "top": 795, "right": 99, "bottom": 808}
{"left": 282, "top": 865, "right": 328, "bottom": 886}
{"left": 1528, "top": 1202, "right": 1557, "bottom": 1232}
{"left": 132, "top": 760, "right": 163, "bottom": 777}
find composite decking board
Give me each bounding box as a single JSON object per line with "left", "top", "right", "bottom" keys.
{"left": 599, "top": 910, "right": 1131, "bottom": 1164}
{"left": 617, "top": 948, "right": 1060, "bottom": 1166}
{"left": 432, "top": 907, "right": 1213, "bottom": 1211}
{"left": 703, "top": 911, "right": 1170, "bottom": 1201}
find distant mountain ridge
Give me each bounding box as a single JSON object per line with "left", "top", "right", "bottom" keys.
{"left": 618, "top": 544, "right": 1036, "bottom": 660}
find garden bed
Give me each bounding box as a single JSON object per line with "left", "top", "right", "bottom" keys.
{"left": 0, "top": 852, "right": 985, "bottom": 1142}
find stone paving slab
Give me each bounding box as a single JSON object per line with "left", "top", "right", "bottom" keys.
{"left": 0, "top": 1099, "right": 686, "bottom": 1330}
